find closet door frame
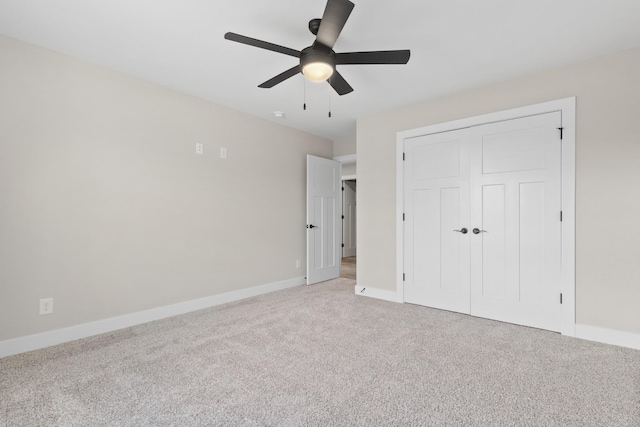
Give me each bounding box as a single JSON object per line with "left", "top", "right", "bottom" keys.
{"left": 396, "top": 97, "right": 576, "bottom": 337}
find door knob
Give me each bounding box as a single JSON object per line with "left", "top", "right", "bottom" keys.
{"left": 307, "top": 224, "right": 318, "bottom": 229}
{"left": 453, "top": 228, "right": 468, "bottom": 234}
{"left": 472, "top": 228, "right": 487, "bottom": 234}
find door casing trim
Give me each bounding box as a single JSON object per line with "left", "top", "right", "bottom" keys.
{"left": 395, "top": 97, "right": 576, "bottom": 337}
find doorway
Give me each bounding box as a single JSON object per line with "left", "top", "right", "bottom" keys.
{"left": 342, "top": 180, "right": 356, "bottom": 258}
{"left": 341, "top": 179, "right": 356, "bottom": 280}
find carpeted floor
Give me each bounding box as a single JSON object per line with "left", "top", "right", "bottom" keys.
{"left": 1, "top": 278, "right": 639, "bottom": 426}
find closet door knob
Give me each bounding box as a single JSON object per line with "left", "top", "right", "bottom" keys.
{"left": 453, "top": 228, "right": 468, "bottom": 234}
{"left": 472, "top": 228, "right": 487, "bottom": 234}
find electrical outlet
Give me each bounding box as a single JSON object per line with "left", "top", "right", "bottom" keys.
{"left": 195, "top": 143, "right": 204, "bottom": 155}
{"left": 39, "top": 298, "right": 53, "bottom": 315}
{"left": 296, "top": 259, "right": 301, "bottom": 269}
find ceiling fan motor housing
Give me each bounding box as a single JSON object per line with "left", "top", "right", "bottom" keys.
{"left": 300, "top": 45, "right": 336, "bottom": 71}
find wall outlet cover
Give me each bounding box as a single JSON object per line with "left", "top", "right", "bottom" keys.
{"left": 39, "top": 298, "right": 54, "bottom": 315}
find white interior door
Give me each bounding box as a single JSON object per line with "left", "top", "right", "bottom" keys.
{"left": 403, "top": 112, "right": 562, "bottom": 332}
{"left": 469, "top": 112, "right": 562, "bottom": 331}
{"left": 403, "top": 128, "right": 471, "bottom": 313}
{"left": 307, "top": 155, "right": 342, "bottom": 285}
{"left": 342, "top": 180, "right": 356, "bottom": 258}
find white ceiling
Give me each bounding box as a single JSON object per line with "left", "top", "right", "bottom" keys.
{"left": 1, "top": 0, "right": 640, "bottom": 140}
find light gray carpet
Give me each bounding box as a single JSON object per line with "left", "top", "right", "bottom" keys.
{"left": 1, "top": 278, "right": 639, "bottom": 426}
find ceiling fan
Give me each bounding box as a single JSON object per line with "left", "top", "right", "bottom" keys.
{"left": 224, "top": 0, "right": 410, "bottom": 95}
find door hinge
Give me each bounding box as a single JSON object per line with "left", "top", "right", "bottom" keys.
{"left": 558, "top": 127, "right": 564, "bottom": 140}
{"left": 403, "top": 213, "right": 405, "bottom": 221}
{"left": 560, "top": 293, "right": 563, "bottom": 304}
{"left": 403, "top": 152, "right": 406, "bottom": 161}
{"left": 342, "top": 215, "right": 344, "bottom": 219}
{"left": 560, "top": 211, "right": 563, "bottom": 222}
{"left": 342, "top": 186, "right": 344, "bottom": 191}
{"left": 342, "top": 243, "right": 345, "bottom": 248}
{"left": 403, "top": 273, "right": 406, "bottom": 281}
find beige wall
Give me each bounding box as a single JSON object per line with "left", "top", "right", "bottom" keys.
{"left": 341, "top": 163, "right": 356, "bottom": 177}
{"left": 357, "top": 46, "right": 640, "bottom": 335}
{"left": 0, "top": 36, "right": 332, "bottom": 341}
{"left": 333, "top": 135, "right": 356, "bottom": 157}
{"left": 334, "top": 135, "right": 357, "bottom": 178}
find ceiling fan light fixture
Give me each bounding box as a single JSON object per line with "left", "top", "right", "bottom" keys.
{"left": 300, "top": 46, "right": 336, "bottom": 83}
{"left": 302, "top": 61, "right": 334, "bottom": 82}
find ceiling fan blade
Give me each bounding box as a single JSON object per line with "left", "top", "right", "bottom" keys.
{"left": 315, "top": 0, "right": 355, "bottom": 49}
{"left": 224, "top": 32, "right": 300, "bottom": 58}
{"left": 258, "top": 66, "right": 301, "bottom": 88}
{"left": 336, "top": 50, "right": 411, "bottom": 65}
{"left": 328, "top": 71, "right": 353, "bottom": 95}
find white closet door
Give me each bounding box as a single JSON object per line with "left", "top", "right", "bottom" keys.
{"left": 469, "top": 112, "right": 562, "bottom": 331}
{"left": 403, "top": 129, "right": 471, "bottom": 313}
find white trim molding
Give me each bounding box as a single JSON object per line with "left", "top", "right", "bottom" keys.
{"left": 575, "top": 324, "right": 640, "bottom": 351}
{"left": 354, "top": 285, "right": 402, "bottom": 303}
{"left": 333, "top": 154, "right": 357, "bottom": 165}
{"left": 396, "top": 97, "right": 577, "bottom": 337}
{"left": 0, "top": 277, "right": 305, "bottom": 359}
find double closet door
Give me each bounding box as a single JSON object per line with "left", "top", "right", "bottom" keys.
{"left": 403, "top": 112, "right": 562, "bottom": 332}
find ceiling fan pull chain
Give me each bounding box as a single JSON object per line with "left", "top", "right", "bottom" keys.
{"left": 303, "top": 79, "right": 307, "bottom": 111}
{"left": 328, "top": 84, "right": 332, "bottom": 118}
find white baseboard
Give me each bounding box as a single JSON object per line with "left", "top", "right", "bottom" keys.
{"left": 575, "top": 324, "right": 640, "bottom": 351}
{"left": 354, "top": 285, "right": 402, "bottom": 303}
{"left": 5, "top": 281, "right": 636, "bottom": 359}
{"left": 0, "top": 277, "right": 304, "bottom": 359}
{"left": 352, "top": 290, "right": 640, "bottom": 351}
